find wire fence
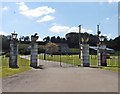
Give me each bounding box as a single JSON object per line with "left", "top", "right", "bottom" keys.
{"left": 38, "top": 53, "right": 119, "bottom": 67}
{"left": 1, "top": 53, "right": 119, "bottom": 68}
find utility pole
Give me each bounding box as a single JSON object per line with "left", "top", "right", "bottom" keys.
{"left": 78, "top": 25, "right": 81, "bottom": 59}
{"left": 97, "top": 25, "right": 101, "bottom": 37}
{"left": 97, "top": 24, "right": 101, "bottom": 66}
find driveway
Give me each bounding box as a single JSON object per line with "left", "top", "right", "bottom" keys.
{"left": 2, "top": 56, "right": 118, "bottom": 92}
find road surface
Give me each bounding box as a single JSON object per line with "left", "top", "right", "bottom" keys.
{"left": 2, "top": 56, "right": 118, "bottom": 92}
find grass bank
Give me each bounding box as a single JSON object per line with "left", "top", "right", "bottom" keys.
{"left": 0, "top": 55, "right": 31, "bottom": 78}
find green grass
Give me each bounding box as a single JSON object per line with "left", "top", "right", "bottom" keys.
{"left": 39, "top": 54, "right": 119, "bottom": 72}
{"left": 101, "top": 55, "right": 120, "bottom": 71}
{"left": 0, "top": 54, "right": 119, "bottom": 78}
{"left": 39, "top": 54, "right": 80, "bottom": 66}
{"left": 0, "top": 55, "right": 31, "bottom": 78}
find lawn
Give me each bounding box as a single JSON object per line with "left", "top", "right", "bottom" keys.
{"left": 101, "top": 55, "right": 120, "bottom": 71}
{"left": 0, "top": 55, "right": 31, "bottom": 78}
{"left": 0, "top": 54, "right": 119, "bottom": 78}
{"left": 39, "top": 54, "right": 119, "bottom": 72}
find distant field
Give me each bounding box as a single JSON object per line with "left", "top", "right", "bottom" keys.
{"left": 39, "top": 54, "right": 119, "bottom": 72}
{"left": 0, "top": 55, "right": 31, "bottom": 78}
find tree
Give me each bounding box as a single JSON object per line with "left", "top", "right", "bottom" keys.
{"left": 51, "top": 36, "right": 56, "bottom": 43}
{"left": 65, "top": 32, "right": 79, "bottom": 48}
{"left": 56, "top": 36, "right": 61, "bottom": 43}
{"left": 107, "top": 35, "right": 120, "bottom": 51}
{"left": 43, "top": 36, "right": 50, "bottom": 42}
{"left": 6, "top": 35, "right": 12, "bottom": 41}
{"left": 61, "top": 38, "right": 67, "bottom": 43}
{"left": 21, "top": 36, "right": 24, "bottom": 41}
{"left": 65, "top": 32, "right": 100, "bottom": 48}
{"left": 1, "top": 35, "right": 10, "bottom": 52}
{"left": 24, "top": 36, "right": 30, "bottom": 41}
{"left": 45, "top": 42, "right": 59, "bottom": 54}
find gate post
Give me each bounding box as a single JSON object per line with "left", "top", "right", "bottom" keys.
{"left": 99, "top": 44, "right": 107, "bottom": 66}
{"left": 9, "top": 32, "right": 19, "bottom": 68}
{"left": 81, "top": 44, "right": 90, "bottom": 67}
{"left": 98, "top": 35, "right": 107, "bottom": 67}
{"left": 30, "top": 33, "right": 39, "bottom": 68}
{"left": 81, "top": 33, "right": 90, "bottom": 67}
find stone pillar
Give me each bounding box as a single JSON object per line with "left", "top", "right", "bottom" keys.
{"left": 30, "top": 33, "right": 39, "bottom": 68}
{"left": 9, "top": 40, "right": 19, "bottom": 68}
{"left": 30, "top": 42, "right": 38, "bottom": 68}
{"left": 99, "top": 44, "right": 107, "bottom": 66}
{"left": 81, "top": 44, "right": 90, "bottom": 67}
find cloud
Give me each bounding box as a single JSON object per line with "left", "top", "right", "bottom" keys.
{"left": 37, "top": 37, "right": 43, "bottom": 41}
{"left": 16, "top": 2, "right": 29, "bottom": 11}
{"left": 36, "top": 15, "right": 55, "bottom": 23}
{"left": 49, "top": 25, "right": 70, "bottom": 33}
{"left": 67, "top": 27, "right": 93, "bottom": 33}
{"left": 108, "top": 0, "right": 120, "bottom": 3}
{"left": 106, "top": 17, "right": 110, "bottom": 20}
{"left": 0, "top": 31, "right": 8, "bottom": 35}
{"left": 16, "top": 2, "right": 55, "bottom": 18}
{"left": 0, "top": 6, "right": 9, "bottom": 11}
{"left": 49, "top": 25, "right": 93, "bottom": 34}
{"left": 67, "top": 27, "right": 78, "bottom": 33}
{"left": 100, "top": 33, "right": 112, "bottom": 39}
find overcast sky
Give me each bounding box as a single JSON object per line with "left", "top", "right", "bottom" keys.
{"left": 0, "top": 1, "right": 119, "bottom": 41}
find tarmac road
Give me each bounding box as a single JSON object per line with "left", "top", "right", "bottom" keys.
{"left": 2, "top": 56, "right": 118, "bottom": 92}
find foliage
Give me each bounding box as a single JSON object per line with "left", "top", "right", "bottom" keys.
{"left": 43, "top": 36, "right": 50, "bottom": 42}
{"left": 43, "top": 36, "right": 67, "bottom": 43}
{"left": 107, "top": 36, "right": 120, "bottom": 51}
{"left": 65, "top": 32, "right": 99, "bottom": 48}
{"left": 19, "top": 49, "right": 30, "bottom": 55}
{"left": 19, "top": 43, "right": 30, "bottom": 55}
{"left": 19, "top": 36, "right": 30, "bottom": 42}
{"left": 45, "top": 42, "right": 59, "bottom": 54}
{"left": 38, "top": 47, "right": 45, "bottom": 53}
{"left": 1, "top": 35, "right": 10, "bottom": 52}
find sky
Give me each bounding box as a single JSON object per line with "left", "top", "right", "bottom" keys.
{"left": 0, "top": 0, "right": 119, "bottom": 41}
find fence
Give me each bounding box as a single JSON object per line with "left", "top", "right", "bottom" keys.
{"left": 1, "top": 53, "right": 119, "bottom": 68}
{"left": 38, "top": 53, "right": 119, "bottom": 67}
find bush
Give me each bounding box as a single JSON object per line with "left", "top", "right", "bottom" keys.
{"left": 5, "top": 53, "right": 10, "bottom": 57}
{"left": 38, "top": 48, "right": 45, "bottom": 54}
{"left": 19, "top": 49, "right": 30, "bottom": 55}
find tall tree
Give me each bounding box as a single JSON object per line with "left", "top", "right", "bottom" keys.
{"left": 43, "top": 36, "right": 50, "bottom": 42}
{"left": 56, "top": 36, "right": 61, "bottom": 43}
{"left": 24, "top": 36, "right": 30, "bottom": 41}
{"left": 51, "top": 36, "right": 56, "bottom": 43}
{"left": 1, "top": 35, "right": 10, "bottom": 52}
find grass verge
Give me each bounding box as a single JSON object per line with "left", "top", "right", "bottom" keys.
{"left": 0, "top": 55, "right": 31, "bottom": 78}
